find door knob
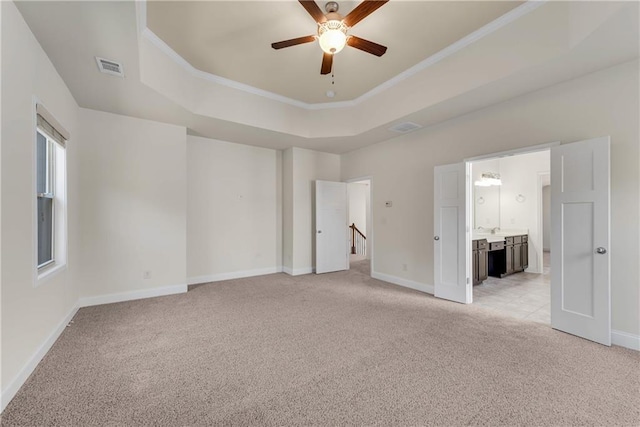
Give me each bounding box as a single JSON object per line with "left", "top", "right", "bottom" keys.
{"left": 596, "top": 247, "right": 607, "bottom": 254}
{"left": 434, "top": 236, "right": 440, "bottom": 241}
{"left": 317, "top": 230, "right": 322, "bottom": 234}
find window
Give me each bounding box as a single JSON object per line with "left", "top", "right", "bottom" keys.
{"left": 37, "top": 130, "right": 55, "bottom": 267}
{"left": 35, "top": 106, "right": 68, "bottom": 280}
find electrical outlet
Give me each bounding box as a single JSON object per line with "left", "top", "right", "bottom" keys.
{"left": 143, "top": 271, "right": 151, "bottom": 279}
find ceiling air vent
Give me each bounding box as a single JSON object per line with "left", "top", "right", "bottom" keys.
{"left": 95, "top": 57, "right": 124, "bottom": 77}
{"left": 389, "top": 122, "right": 422, "bottom": 133}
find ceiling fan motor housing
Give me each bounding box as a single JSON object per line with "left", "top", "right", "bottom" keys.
{"left": 325, "top": 2, "right": 340, "bottom": 13}
{"left": 323, "top": 12, "right": 344, "bottom": 25}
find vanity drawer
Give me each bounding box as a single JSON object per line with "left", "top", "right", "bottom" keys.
{"left": 490, "top": 241, "right": 504, "bottom": 251}
{"left": 522, "top": 235, "right": 528, "bottom": 243}
{"left": 513, "top": 236, "right": 522, "bottom": 244}
{"left": 505, "top": 236, "right": 514, "bottom": 245}
{"left": 477, "top": 240, "right": 488, "bottom": 250}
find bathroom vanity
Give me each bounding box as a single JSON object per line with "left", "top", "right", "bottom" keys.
{"left": 472, "top": 239, "right": 488, "bottom": 286}
{"left": 472, "top": 231, "right": 529, "bottom": 284}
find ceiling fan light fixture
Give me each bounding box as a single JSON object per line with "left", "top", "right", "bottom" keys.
{"left": 318, "top": 20, "right": 348, "bottom": 54}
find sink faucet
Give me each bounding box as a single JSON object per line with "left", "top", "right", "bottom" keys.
{"left": 490, "top": 227, "right": 500, "bottom": 234}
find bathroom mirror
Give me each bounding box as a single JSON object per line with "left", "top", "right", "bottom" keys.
{"left": 474, "top": 185, "right": 500, "bottom": 229}
{"left": 472, "top": 160, "right": 502, "bottom": 230}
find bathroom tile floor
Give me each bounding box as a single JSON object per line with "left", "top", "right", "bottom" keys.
{"left": 473, "top": 252, "right": 551, "bottom": 324}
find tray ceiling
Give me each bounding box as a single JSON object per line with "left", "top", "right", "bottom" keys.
{"left": 146, "top": 1, "right": 522, "bottom": 104}
{"left": 14, "top": 1, "right": 637, "bottom": 153}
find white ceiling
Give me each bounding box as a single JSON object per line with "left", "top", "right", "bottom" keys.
{"left": 146, "top": 0, "right": 522, "bottom": 104}
{"left": 14, "top": 1, "right": 640, "bottom": 154}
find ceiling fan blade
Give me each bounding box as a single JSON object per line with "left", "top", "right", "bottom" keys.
{"left": 321, "top": 52, "right": 333, "bottom": 75}
{"left": 343, "top": 0, "right": 389, "bottom": 28}
{"left": 271, "top": 35, "right": 316, "bottom": 50}
{"left": 298, "top": 0, "right": 326, "bottom": 24}
{"left": 347, "top": 35, "right": 387, "bottom": 56}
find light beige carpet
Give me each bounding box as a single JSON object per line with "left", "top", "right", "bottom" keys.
{"left": 2, "top": 260, "right": 639, "bottom": 426}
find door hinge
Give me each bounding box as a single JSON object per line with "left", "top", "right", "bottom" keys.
{"left": 466, "top": 277, "right": 470, "bottom": 284}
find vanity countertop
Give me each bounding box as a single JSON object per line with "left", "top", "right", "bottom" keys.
{"left": 476, "top": 235, "right": 508, "bottom": 243}
{"left": 472, "top": 229, "right": 528, "bottom": 243}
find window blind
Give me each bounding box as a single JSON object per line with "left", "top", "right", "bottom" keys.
{"left": 36, "top": 104, "right": 69, "bottom": 147}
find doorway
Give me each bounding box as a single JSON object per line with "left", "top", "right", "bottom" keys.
{"left": 469, "top": 150, "right": 550, "bottom": 324}
{"left": 347, "top": 178, "right": 372, "bottom": 276}
{"left": 434, "top": 137, "right": 611, "bottom": 345}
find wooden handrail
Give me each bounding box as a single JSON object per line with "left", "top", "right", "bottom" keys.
{"left": 350, "top": 223, "right": 366, "bottom": 240}
{"left": 349, "top": 223, "right": 366, "bottom": 255}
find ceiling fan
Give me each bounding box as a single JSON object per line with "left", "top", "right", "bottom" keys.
{"left": 271, "top": 0, "right": 389, "bottom": 75}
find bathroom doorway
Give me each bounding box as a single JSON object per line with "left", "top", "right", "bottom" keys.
{"left": 469, "top": 150, "right": 551, "bottom": 324}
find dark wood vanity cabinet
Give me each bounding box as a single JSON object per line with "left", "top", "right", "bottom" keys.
{"left": 472, "top": 239, "right": 488, "bottom": 286}
{"left": 488, "top": 234, "right": 529, "bottom": 278}
{"left": 505, "top": 237, "right": 514, "bottom": 275}
{"left": 506, "top": 236, "right": 522, "bottom": 274}
{"left": 508, "top": 235, "right": 529, "bottom": 273}
{"left": 521, "top": 235, "right": 529, "bottom": 269}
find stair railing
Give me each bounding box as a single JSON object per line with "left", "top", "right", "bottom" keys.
{"left": 349, "top": 223, "right": 366, "bottom": 255}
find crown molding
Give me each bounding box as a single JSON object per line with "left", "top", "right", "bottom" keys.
{"left": 353, "top": 0, "right": 546, "bottom": 106}
{"left": 138, "top": 0, "right": 546, "bottom": 111}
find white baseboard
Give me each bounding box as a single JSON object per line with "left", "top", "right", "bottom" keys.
{"left": 372, "top": 271, "right": 434, "bottom": 295}
{"left": 187, "top": 266, "right": 283, "bottom": 285}
{"left": 78, "top": 283, "right": 187, "bottom": 308}
{"left": 1, "top": 304, "right": 79, "bottom": 412}
{"left": 612, "top": 329, "right": 640, "bottom": 351}
{"left": 282, "top": 266, "right": 315, "bottom": 276}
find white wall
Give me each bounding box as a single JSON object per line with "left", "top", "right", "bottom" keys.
{"left": 498, "top": 151, "right": 550, "bottom": 273}
{"left": 187, "top": 135, "right": 282, "bottom": 283}
{"left": 364, "top": 181, "right": 371, "bottom": 260}
{"left": 283, "top": 147, "right": 340, "bottom": 274}
{"left": 348, "top": 183, "right": 368, "bottom": 233}
{"left": 282, "top": 148, "right": 294, "bottom": 272}
{"left": 77, "top": 108, "right": 187, "bottom": 300}
{"left": 341, "top": 60, "right": 639, "bottom": 336}
{"left": 1, "top": 0, "right": 80, "bottom": 401}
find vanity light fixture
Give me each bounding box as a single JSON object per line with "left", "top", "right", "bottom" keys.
{"left": 474, "top": 172, "right": 502, "bottom": 187}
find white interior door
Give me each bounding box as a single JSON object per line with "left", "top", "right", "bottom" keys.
{"left": 434, "top": 163, "right": 470, "bottom": 303}
{"left": 551, "top": 137, "right": 610, "bottom": 345}
{"left": 316, "top": 180, "right": 348, "bottom": 274}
